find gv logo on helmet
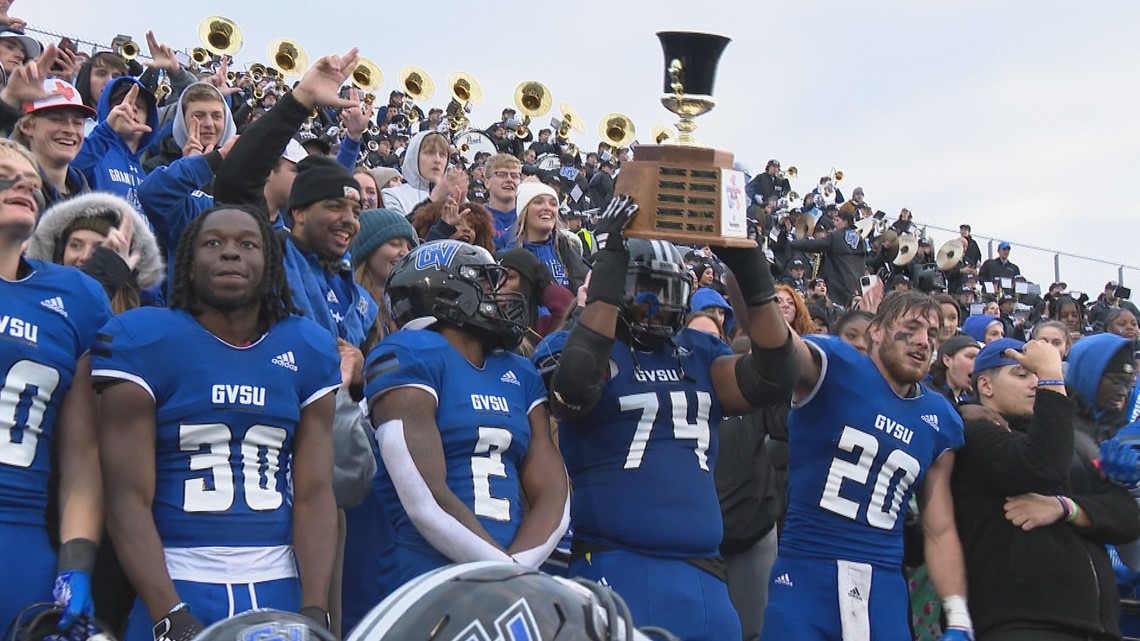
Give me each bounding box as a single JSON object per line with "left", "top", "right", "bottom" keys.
{"left": 449, "top": 597, "right": 540, "bottom": 641}
{"left": 416, "top": 243, "right": 460, "bottom": 271}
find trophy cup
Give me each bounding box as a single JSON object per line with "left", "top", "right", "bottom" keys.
{"left": 618, "top": 32, "right": 754, "bottom": 248}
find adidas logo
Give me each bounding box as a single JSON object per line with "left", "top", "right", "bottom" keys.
{"left": 921, "top": 414, "right": 940, "bottom": 431}
{"left": 597, "top": 577, "right": 611, "bottom": 588}
{"left": 326, "top": 290, "right": 339, "bottom": 303}
{"left": 500, "top": 370, "right": 520, "bottom": 386}
{"left": 774, "top": 573, "right": 793, "bottom": 587}
{"left": 40, "top": 297, "right": 68, "bottom": 318}
{"left": 847, "top": 587, "right": 863, "bottom": 602}
{"left": 271, "top": 351, "right": 298, "bottom": 371}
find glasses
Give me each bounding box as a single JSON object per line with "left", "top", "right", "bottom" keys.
{"left": 491, "top": 171, "right": 522, "bottom": 181}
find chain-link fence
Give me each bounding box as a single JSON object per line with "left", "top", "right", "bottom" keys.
{"left": 908, "top": 221, "right": 1138, "bottom": 299}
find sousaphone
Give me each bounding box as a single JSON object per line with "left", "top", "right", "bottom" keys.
{"left": 893, "top": 234, "right": 920, "bottom": 267}
{"left": 936, "top": 239, "right": 964, "bottom": 271}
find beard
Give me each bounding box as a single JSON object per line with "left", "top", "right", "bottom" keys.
{"left": 876, "top": 338, "right": 930, "bottom": 388}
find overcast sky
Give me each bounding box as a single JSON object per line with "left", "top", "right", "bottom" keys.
{"left": 26, "top": 0, "right": 1140, "bottom": 294}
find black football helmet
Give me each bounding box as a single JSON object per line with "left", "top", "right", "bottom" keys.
{"left": 620, "top": 239, "right": 692, "bottom": 349}
{"left": 385, "top": 240, "right": 528, "bottom": 350}
{"left": 191, "top": 610, "right": 335, "bottom": 641}
{"left": 347, "top": 562, "right": 679, "bottom": 641}
{"left": 5, "top": 603, "right": 115, "bottom": 641}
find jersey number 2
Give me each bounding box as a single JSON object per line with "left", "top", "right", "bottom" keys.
{"left": 0, "top": 360, "right": 60, "bottom": 468}
{"left": 472, "top": 427, "right": 512, "bottom": 521}
{"left": 181, "top": 423, "right": 287, "bottom": 513}
{"left": 619, "top": 391, "right": 711, "bottom": 471}
{"left": 818, "top": 426, "right": 920, "bottom": 530}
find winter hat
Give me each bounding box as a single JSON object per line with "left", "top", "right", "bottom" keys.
{"left": 369, "top": 167, "right": 402, "bottom": 190}
{"left": 288, "top": 155, "right": 362, "bottom": 213}
{"left": 349, "top": 208, "right": 417, "bottom": 269}
{"left": 962, "top": 314, "right": 1001, "bottom": 343}
{"left": 515, "top": 181, "right": 558, "bottom": 216}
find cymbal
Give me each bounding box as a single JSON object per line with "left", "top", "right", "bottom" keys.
{"left": 937, "top": 239, "right": 963, "bottom": 271}
{"left": 854, "top": 217, "right": 877, "bottom": 239}
{"left": 893, "top": 234, "right": 919, "bottom": 266}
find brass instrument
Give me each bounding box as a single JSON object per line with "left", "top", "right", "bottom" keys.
{"left": 352, "top": 58, "right": 383, "bottom": 93}
{"left": 599, "top": 113, "right": 636, "bottom": 148}
{"left": 198, "top": 16, "right": 243, "bottom": 56}
{"left": 368, "top": 124, "right": 380, "bottom": 137}
{"left": 155, "top": 75, "right": 172, "bottom": 100}
{"left": 249, "top": 63, "right": 267, "bottom": 82}
{"left": 226, "top": 71, "right": 236, "bottom": 83}
{"left": 786, "top": 166, "right": 798, "bottom": 178}
{"left": 555, "top": 103, "right": 585, "bottom": 141}
{"left": 832, "top": 168, "right": 844, "bottom": 182}
{"left": 446, "top": 72, "right": 483, "bottom": 131}
{"left": 651, "top": 124, "right": 674, "bottom": 144}
{"left": 399, "top": 66, "right": 434, "bottom": 122}
{"left": 252, "top": 86, "right": 265, "bottom": 100}
{"left": 269, "top": 40, "right": 308, "bottom": 77}
{"left": 120, "top": 39, "right": 140, "bottom": 60}
{"left": 512, "top": 80, "right": 551, "bottom": 138}
{"left": 191, "top": 48, "right": 211, "bottom": 66}
{"left": 367, "top": 140, "right": 380, "bottom": 153}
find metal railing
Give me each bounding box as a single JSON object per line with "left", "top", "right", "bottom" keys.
{"left": 908, "top": 221, "right": 1137, "bottom": 299}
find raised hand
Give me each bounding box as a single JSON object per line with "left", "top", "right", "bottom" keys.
{"left": 102, "top": 209, "right": 140, "bottom": 270}
{"left": 105, "top": 84, "right": 152, "bottom": 138}
{"left": 0, "top": 47, "right": 60, "bottom": 108}
{"left": 593, "top": 194, "right": 639, "bottom": 252}
{"left": 46, "top": 45, "right": 77, "bottom": 81}
{"left": 1004, "top": 339, "right": 1064, "bottom": 381}
{"left": 0, "top": 0, "right": 26, "bottom": 31}
{"left": 145, "top": 30, "right": 181, "bottom": 74}
{"left": 205, "top": 58, "right": 240, "bottom": 97}
{"left": 291, "top": 48, "right": 360, "bottom": 111}
{"left": 182, "top": 116, "right": 204, "bottom": 157}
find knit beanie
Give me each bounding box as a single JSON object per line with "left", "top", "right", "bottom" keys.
{"left": 515, "top": 181, "right": 558, "bottom": 217}
{"left": 288, "top": 155, "right": 362, "bottom": 213}
{"left": 961, "top": 314, "right": 1000, "bottom": 343}
{"left": 349, "top": 208, "right": 417, "bottom": 269}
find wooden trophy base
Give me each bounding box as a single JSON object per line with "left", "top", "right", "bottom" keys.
{"left": 614, "top": 144, "right": 755, "bottom": 248}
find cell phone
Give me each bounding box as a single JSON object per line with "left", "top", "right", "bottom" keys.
{"left": 50, "top": 38, "right": 74, "bottom": 74}
{"left": 859, "top": 274, "right": 878, "bottom": 294}
{"left": 1115, "top": 286, "right": 1132, "bottom": 300}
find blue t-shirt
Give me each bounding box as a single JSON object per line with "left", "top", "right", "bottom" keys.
{"left": 364, "top": 329, "right": 546, "bottom": 561}
{"left": 780, "top": 335, "right": 964, "bottom": 568}
{"left": 0, "top": 260, "right": 112, "bottom": 525}
{"left": 522, "top": 237, "right": 569, "bottom": 287}
{"left": 488, "top": 206, "right": 517, "bottom": 251}
{"left": 91, "top": 308, "right": 340, "bottom": 548}
{"left": 533, "top": 328, "right": 733, "bottom": 558}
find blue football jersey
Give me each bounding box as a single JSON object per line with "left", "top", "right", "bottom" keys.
{"left": 0, "top": 260, "right": 112, "bottom": 525}
{"left": 364, "top": 329, "right": 547, "bottom": 557}
{"left": 780, "top": 335, "right": 964, "bottom": 568}
{"left": 533, "top": 328, "right": 733, "bottom": 558}
{"left": 91, "top": 308, "right": 340, "bottom": 548}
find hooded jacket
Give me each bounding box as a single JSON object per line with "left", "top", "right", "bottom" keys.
{"left": 952, "top": 389, "right": 1140, "bottom": 639}
{"left": 961, "top": 314, "right": 1001, "bottom": 343}
{"left": 138, "top": 150, "right": 224, "bottom": 286}
{"left": 72, "top": 76, "right": 158, "bottom": 212}
{"left": 143, "top": 82, "right": 238, "bottom": 172}
{"left": 689, "top": 287, "right": 736, "bottom": 335}
{"left": 25, "top": 191, "right": 165, "bottom": 295}
{"left": 381, "top": 130, "right": 435, "bottom": 216}
{"left": 1066, "top": 332, "right": 1132, "bottom": 448}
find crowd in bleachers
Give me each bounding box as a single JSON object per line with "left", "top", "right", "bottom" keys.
{"left": 3, "top": 14, "right": 1140, "bottom": 641}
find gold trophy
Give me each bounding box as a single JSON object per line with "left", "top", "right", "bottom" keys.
{"left": 618, "top": 32, "right": 753, "bottom": 248}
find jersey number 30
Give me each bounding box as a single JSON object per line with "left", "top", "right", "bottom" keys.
{"left": 819, "top": 426, "right": 920, "bottom": 530}
{"left": 181, "top": 423, "right": 287, "bottom": 512}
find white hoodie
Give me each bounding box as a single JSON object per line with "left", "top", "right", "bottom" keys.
{"left": 381, "top": 130, "right": 436, "bottom": 216}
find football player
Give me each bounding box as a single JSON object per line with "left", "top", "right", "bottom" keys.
{"left": 0, "top": 139, "right": 110, "bottom": 630}
{"left": 760, "top": 289, "right": 973, "bottom": 640}
{"left": 93, "top": 205, "right": 341, "bottom": 641}
{"left": 533, "top": 196, "right": 799, "bottom": 641}
{"left": 364, "top": 239, "right": 569, "bottom": 593}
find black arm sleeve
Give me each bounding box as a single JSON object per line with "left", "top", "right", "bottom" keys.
{"left": 549, "top": 324, "right": 614, "bottom": 419}
{"left": 213, "top": 91, "right": 309, "bottom": 213}
{"left": 788, "top": 236, "right": 831, "bottom": 253}
{"left": 734, "top": 335, "right": 798, "bottom": 408}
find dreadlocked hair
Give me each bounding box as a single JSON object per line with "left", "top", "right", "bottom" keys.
{"left": 168, "top": 205, "right": 298, "bottom": 332}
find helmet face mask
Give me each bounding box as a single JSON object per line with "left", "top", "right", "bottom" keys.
{"left": 386, "top": 240, "right": 528, "bottom": 350}
{"left": 7, "top": 603, "right": 114, "bottom": 641}
{"left": 620, "top": 240, "right": 692, "bottom": 349}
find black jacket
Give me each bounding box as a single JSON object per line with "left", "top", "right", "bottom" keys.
{"left": 789, "top": 228, "right": 867, "bottom": 307}
{"left": 715, "top": 404, "right": 788, "bottom": 554}
{"left": 952, "top": 390, "right": 1140, "bottom": 639}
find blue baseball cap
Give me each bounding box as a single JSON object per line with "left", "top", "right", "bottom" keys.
{"left": 998, "top": 241, "right": 1011, "bottom": 250}
{"left": 973, "top": 337, "right": 1025, "bottom": 375}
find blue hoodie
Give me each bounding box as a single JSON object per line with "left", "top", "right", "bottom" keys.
{"left": 1066, "top": 333, "right": 1132, "bottom": 416}
{"left": 72, "top": 76, "right": 159, "bottom": 212}
{"left": 689, "top": 286, "right": 735, "bottom": 335}
{"left": 962, "top": 314, "right": 1000, "bottom": 343}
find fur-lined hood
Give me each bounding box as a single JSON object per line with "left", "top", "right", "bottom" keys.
{"left": 26, "top": 192, "right": 166, "bottom": 289}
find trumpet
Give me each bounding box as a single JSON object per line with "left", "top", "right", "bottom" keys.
{"left": 253, "top": 86, "right": 265, "bottom": 100}
{"left": 191, "top": 47, "right": 211, "bottom": 66}
{"left": 651, "top": 124, "right": 674, "bottom": 145}
{"left": 367, "top": 140, "right": 379, "bottom": 153}
{"left": 368, "top": 124, "right": 381, "bottom": 137}
{"left": 269, "top": 39, "right": 308, "bottom": 77}
{"left": 198, "top": 16, "right": 243, "bottom": 56}
{"left": 831, "top": 167, "right": 844, "bottom": 182}
{"left": 226, "top": 71, "right": 237, "bottom": 83}
{"left": 787, "top": 166, "right": 798, "bottom": 178}
{"left": 120, "top": 39, "right": 140, "bottom": 60}
{"left": 155, "top": 81, "right": 172, "bottom": 100}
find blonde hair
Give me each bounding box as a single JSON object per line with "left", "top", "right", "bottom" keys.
{"left": 418, "top": 132, "right": 450, "bottom": 157}
{"left": 354, "top": 263, "right": 395, "bottom": 354}
{"left": 515, "top": 193, "right": 564, "bottom": 244}
{"left": 0, "top": 139, "right": 42, "bottom": 190}
{"left": 484, "top": 153, "right": 521, "bottom": 176}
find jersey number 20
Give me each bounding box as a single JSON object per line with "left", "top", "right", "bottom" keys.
{"left": 819, "top": 426, "right": 920, "bottom": 530}
{"left": 0, "top": 360, "right": 60, "bottom": 468}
